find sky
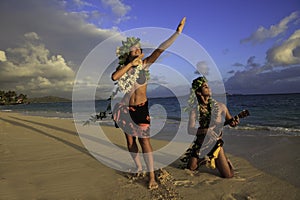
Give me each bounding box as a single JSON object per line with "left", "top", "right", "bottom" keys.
{"left": 0, "top": 0, "right": 299, "bottom": 98}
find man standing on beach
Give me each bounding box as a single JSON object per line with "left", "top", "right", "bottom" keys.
{"left": 111, "top": 17, "right": 186, "bottom": 189}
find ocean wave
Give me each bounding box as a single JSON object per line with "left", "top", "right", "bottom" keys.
{"left": 233, "top": 124, "right": 300, "bottom": 136}
{"left": 0, "top": 109, "right": 12, "bottom": 112}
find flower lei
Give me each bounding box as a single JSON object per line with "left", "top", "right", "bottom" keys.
{"left": 118, "top": 64, "right": 146, "bottom": 93}
{"left": 198, "top": 98, "right": 219, "bottom": 128}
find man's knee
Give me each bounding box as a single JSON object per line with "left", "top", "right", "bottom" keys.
{"left": 222, "top": 171, "right": 234, "bottom": 178}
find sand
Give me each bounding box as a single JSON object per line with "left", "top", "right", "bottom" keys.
{"left": 0, "top": 111, "right": 299, "bottom": 200}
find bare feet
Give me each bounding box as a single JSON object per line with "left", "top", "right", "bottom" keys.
{"left": 148, "top": 179, "right": 158, "bottom": 190}
{"left": 148, "top": 172, "right": 158, "bottom": 190}
{"left": 134, "top": 168, "right": 147, "bottom": 178}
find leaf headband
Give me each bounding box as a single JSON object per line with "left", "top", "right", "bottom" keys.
{"left": 192, "top": 76, "right": 208, "bottom": 92}
{"left": 116, "top": 37, "right": 141, "bottom": 66}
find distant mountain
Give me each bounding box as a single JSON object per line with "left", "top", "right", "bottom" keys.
{"left": 28, "top": 96, "right": 71, "bottom": 103}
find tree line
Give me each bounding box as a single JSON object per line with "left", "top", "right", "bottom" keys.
{"left": 0, "top": 90, "right": 28, "bottom": 105}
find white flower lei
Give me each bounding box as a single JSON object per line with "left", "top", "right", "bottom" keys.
{"left": 118, "top": 64, "right": 145, "bottom": 93}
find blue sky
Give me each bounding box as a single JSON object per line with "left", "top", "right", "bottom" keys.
{"left": 0, "top": 0, "right": 299, "bottom": 98}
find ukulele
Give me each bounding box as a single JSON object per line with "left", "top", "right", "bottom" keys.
{"left": 223, "top": 109, "right": 250, "bottom": 126}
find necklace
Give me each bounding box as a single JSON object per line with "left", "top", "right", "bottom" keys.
{"left": 117, "top": 64, "right": 149, "bottom": 93}
{"left": 198, "top": 98, "right": 219, "bottom": 128}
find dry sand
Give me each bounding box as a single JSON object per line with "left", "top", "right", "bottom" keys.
{"left": 0, "top": 111, "right": 299, "bottom": 199}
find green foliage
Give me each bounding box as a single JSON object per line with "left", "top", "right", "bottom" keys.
{"left": 0, "top": 90, "right": 28, "bottom": 105}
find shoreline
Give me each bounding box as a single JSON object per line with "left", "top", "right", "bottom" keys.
{"left": 2, "top": 108, "right": 299, "bottom": 137}
{"left": 1, "top": 111, "right": 299, "bottom": 199}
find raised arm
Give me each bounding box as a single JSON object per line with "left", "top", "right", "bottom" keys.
{"left": 144, "top": 17, "right": 186, "bottom": 67}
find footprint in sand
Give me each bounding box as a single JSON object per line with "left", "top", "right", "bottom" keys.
{"left": 232, "top": 176, "right": 246, "bottom": 182}
{"left": 173, "top": 180, "right": 194, "bottom": 187}
{"left": 201, "top": 178, "right": 221, "bottom": 186}
{"left": 222, "top": 193, "right": 255, "bottom": 200}
{"left": 183, "top": 168, "right": 199, "bottom": 176}
{"left": 183, "top": 168, "right": 224, "bottom": 186}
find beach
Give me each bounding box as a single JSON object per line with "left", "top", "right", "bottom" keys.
{"left": 0, "top": 111, "right": 299, "bottom": 200}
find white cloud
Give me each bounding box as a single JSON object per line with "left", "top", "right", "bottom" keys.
{"left": 241, "top": 11, "right": 299, "bottom": 44}
{"left": 101, "top": 0, "right": 131, "bottom": 23}
{"left": 225, "top": 66, "right": 300, "bottom": 94}
{"left": 0, "top": 32, "right": 75, "bottom": 98}
{"left": 101, "top": 0, "right": 131, "bottom": 16}
{"left": 227, "top": 26, "right": 300, "bottom": 94}
{"left": 73, "top": 0, "right": 94, "bottom": 8}
{"left": 0, "top": 0, "right": 119, "bottom": 69}
{"left": 24, "top": 32, "right": 40, "bottom": 40}
{"left": 0, "top": 0, "right": 123, "bottom": 98}
{"left": 266, "top": 29, "right": 300, "bottom": 66}
{"left": 0, "top": 51, "right": 6, "bottom": 62}
{"left": 196, "top": 61, "right": 209, "bottom": 76}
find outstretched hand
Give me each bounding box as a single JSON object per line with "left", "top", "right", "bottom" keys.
{"left": 176, "top": 17, "right": 186, "bottom": 33}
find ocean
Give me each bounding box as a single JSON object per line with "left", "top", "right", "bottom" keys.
{"left": 1, "top": 93, "right": 299, "bottom": 137}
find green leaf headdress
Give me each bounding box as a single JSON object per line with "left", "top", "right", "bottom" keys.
{"left": 116, "top": 37, "right": 141, "bottom": 66}
{"left": 184, "top": 76, "right": 208, "bottom": 112}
